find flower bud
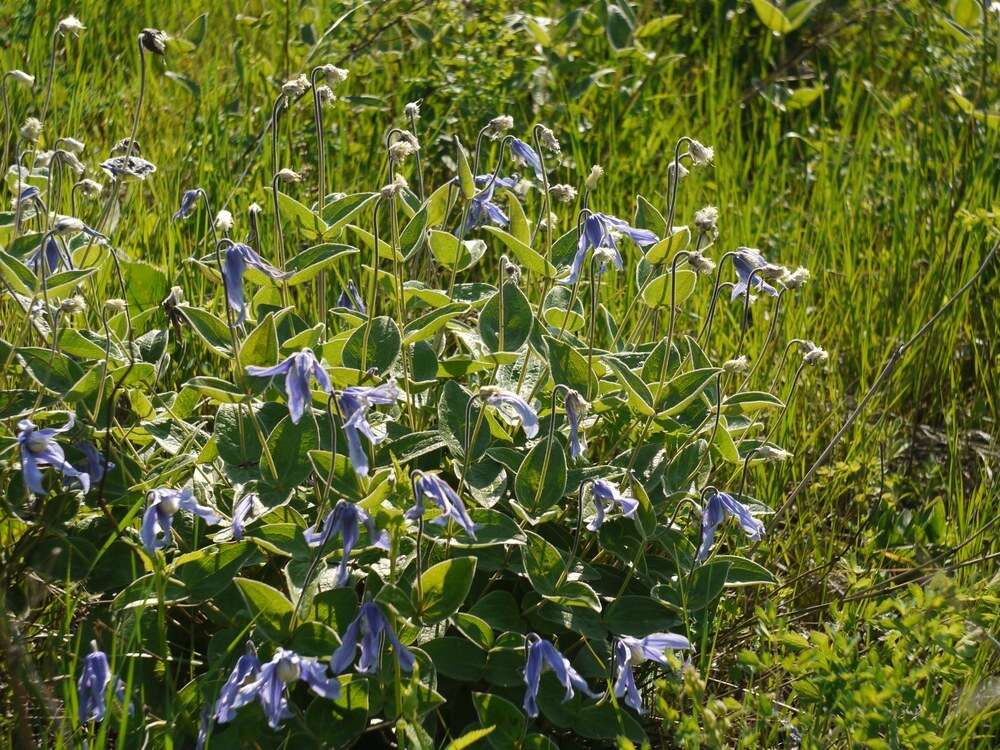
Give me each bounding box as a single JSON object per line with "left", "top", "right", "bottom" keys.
{"left": 9, "top": 70, "right": 34, "bottom": 86}
{"left": 485, "top": 115, "right": 514, "bottom": 139}
{"left": 689, "top": 139, "right": 714, "bottom": 166}
{"left": 549, "top": 184, "right": 577, "bottom": 203}
{"left": 723, "top": 355, "right": 749, "bottom": 374}
{"left": 215, "top": 209, "right": 234, "bottom": 232}
{"left": 139, "top": 28, "right": 168, "bottom": 55}
{"left": 58, "top": 15, "right": 85, "bottom": 35}
{"left": 585, "top": 164, "right": 603, "bottom": 191}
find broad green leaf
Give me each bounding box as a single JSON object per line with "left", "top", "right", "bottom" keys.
{"left": 604, "top": 595, "right": 681, "bottom": 636}
{"left": 604, "top": 356, "right": 655, "bottom": 416}
{"left": 264, "top": 186, "right": 328, "bottom": 239}
{"left": 723, "top": 391, "right": 784, "bottom": 413}
{"left": 342, "top": 316, "right": 401, "bottom": 373}
{"left": 479, "top": 281, "right": 533, "bottom": 353}
{"left": 643, "top": 225, "right": 690, "bottom": 264}
{"left": 239, "top": 312, "right": 278, "bottom": 366}
{"left": 541, "top": 284, "right": 585, "bottom": 331}
{"left": 641, "top": 269, "right": 697, "bottom": 308}
{"left": 483, "top": 226, "right": 556, "bottom": 277}
{"left": 403, "top": 302, "right": 466, "bottom": 345}
{"left": 284, "top": 243, "right": 357, "bottom": 285}
{"left": 714, "top": 555, "right": 779, "bottom": 586}
{"left": 456, "top": 136, "right": 475, "bottom": 199}
{"left": 234, "top": 577, "right": 293, "bottom": 640}
{"left": 320, "top": 192, "right": 377, "bottom": 236}
{"left": 423, "top": 637, "right": 486, "bottom": 681}
{"left": 657, "top": 367, "right": 722, "bottom": 415}
{"left": 428, "top": 230, "right": 485, "bottom": 270}
{"left": 544, "top": 335, "right": 598, "bottom": 399}
{"left": 176, "top": 304, "right": 232, "bottom": 357}
{"left": 514, "top": 441, "right": 568, "bottom": 514}
{"left": 636, "top": 14, "right": 682, "bottom": 38}
{"left": 416, "top": 556, "right": 477, "bottom": 623}
{"left": 184, "top": 376, "right": 245, "bottom": 404}
{"left": 472, "top": 692, "right": 526, "bottom": 749}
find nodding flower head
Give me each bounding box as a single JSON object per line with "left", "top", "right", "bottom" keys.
{"left": 667, "top": 161, "right": 689, "bottom": 181}
{"left": 485, "top": 114, "right": 514, "bottom": 139}
{"left": 140, "top": 488, "right": 221, "bottom": 554}
{"left": 100, "top": 155, "right": 157, "bottom": 181}
{"left": 231, "top": 493, "right": 255, "bottom": 541}
{"left": 549, "top": 183, "right": 577, "bottom": 204}
{"left": 613, "top": 633, "right": 692, "bottom": 713}
{"left": 59, "top": 137, "right": 85, "bottom": 154}
{"left": 586, "top": 478, "right": 638, "bottom": 531}
{"left": 754, "top": 444, "right": 791, "bottom": 462}
{"left": 404, "top": 101, "right": 421, "bottom": 120}
{"left": 585, "top": 164, "right": 604, "bottom": 191}
{"left": 246, "top": 348, "right": 333, "bottom": 424}
{"left": 688, "top": 250, "right": 716, "bottom": 275}
{"left": 509, "top": 137, "right": 544, "bottom": 181}
{"left": 59, "top": 295, "right": 87, "bottom": 315}
{"left": 480, "top": 387, "right": 539, "bottom": 439}
{"left": 331, "top": 602, "right": 415, "bottom": 676}
{"left": 731, "top": 247, "right": 780, "bottom": 301}
{"left": 220, "top": 242, "right": 288, "bottom": 324}
{"left": 315, "top": 84, "right": 334, "bottom": 106}
{"left": 57, "top": 15, "right": 86, "bottom": 35}
{"left": 388, "top": 130, "right": 420, "bottom": 162}
{"left": 172, "top": 189, "right": 200, "bottom": 220}
{"left": 304, "top": 499, "right": 390, "bottom": 585}
{"left": 563, "top": 212, "right": 658, "bottom": 286}
{"left": 318, "top": 64, "right": 348, "bottom": 85}
{"left": 565, "top": 389, "right": 589, "bottom": 460}
{"left": 697, "top": 490, "right": 764, "bottom": 562}
{"left": 405, "top": 471, "right": 478, "bottom": 538}
{"left": 76, "top": 178, "right": 103, "bottom": 199}
{"left": 380, "top": 173, "right": 408, "bottom": 199}
{"left": 281, "top": 74, "right": 311, "bottom": 100}
{"left": 688, "top": 139, "right": 714, "bottom": 166}
{"left": 537, "top": 125, "right": 560, "bottom": 153}
{"left": 10, "top": 70, "right": 34, "bottom": 86}
{"left": 17, "top": 415, "right": 89, "bottom": 496}
{"left": 215, "top": 209, "right": 234, "bottom": 233}
{"left": 522, "top": 634, "right": 600, "bottom": 718}
{"left": 693, "top": 205, "right": 719, "bottom": 234}
{"left": 20, "top": 117, "right": 42, "bottom": 142}
{"left": 465, "top": 179, "right": 509, "bottom": 229}
{"left": 139, "top": 28, "right": 168, "bottom": 55}
{"left": 53, "top": 216, "right": 86, "bottom": 235}
{"left": 213, "top": 644, "right": 260, "bottom": 724}
{"left": 781, "top": 265, "right": 810, "bottom": 290}
{"left": 77, "top": 643, "right": 127, "bottom": 724}
{"left": 803, "top": 342, "right": 828, "bottom": 366}
{"left": 336, "top": 279, "right": 366, "bottom": 313}
{"left": 722, "top": 355, "right": 749, "bottom": 374}
{"left": 276, "top": 168, "right": 301, "bottom": 183}
{"left": 337, "top": 380, "right": 399, "bottom": 475}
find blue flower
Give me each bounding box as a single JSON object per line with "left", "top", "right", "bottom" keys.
{"left": 246, "top": 348, "right": 333, "bottom": 424}
{"left": 474, "top": 174, "right": 520, "bottom": 191}
{"left": 405, "top": 471, "right": 477, "bottom": 538}
{"left": 731, "top": 247, "right": 779, "bottom": 301}
{"left": 222, "top": 242, "right": 289, "bottom": 324}
{"left": 337, "top": 380, "right": 399, "bottom": 476}
{"left": 563, "top": 212, "right": 658, "bottom": 285}
{"left": 213, "top": 645, "right": 261, "bottom": 724}
{"left": 481, "top": 387, "right": 539, "bottom": 438}
{"left": 522, "top": 634, "right": 600, "bottom": 718}
{"left": 331, "top": 602, "right": 414, "bottom": 675}
{"left": 77, "top": 645, "right": 126, "bottom": 723}
{"left": 564, "top": 389, "right": 588, "bottom": 461}
{"left": 140, "top": 487, "right": 222, "bottom": 554}
{"left": 613, "top": 633, "right": 691, "bottom": 713}
{"left": 586, "top": 478, "right": 639, "bottom": 532}
{"left": 697, "top": 490, "right": 764, "bottom": 562}
{"left": 76, "top": 440, "right": 113, "bottom": 484}
{"left": 29, "top": 236, "right": 65, "bottom": 274}
{"left": 225, "top": 648, "right": 340, "bottom": 730}
{"left": 466, "top": 179, "right": 509, "bottom": 230}
{"left": 231, "top": 493, "right": 256, "bottom": 541}
{"left": 336, "top": 279, "right": 366, "bottom": 313}
{"left": 510, "top": 137, "right": 544, "bottom": 180}
{"left": 304, "top": 499, "right": 390, "bottom": 586}
{"left": 172, "top": 189, "right": 200, "bottom": 220}
{"left": 17, "top": 415, "right": 89, "bottom": 496}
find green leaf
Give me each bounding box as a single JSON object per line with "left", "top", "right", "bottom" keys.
{"left": 184, "top": 376, "right": 245, "bottom": 404}
{"left": 506, "top": 192, "right": 531, "bottom": 247}
{"left": 723, "top": 391, "right": 784, "bottom": 414}
{"left": 234, "top": 578, "right": 293, "bottom": 640}
{"left": 402, "top": 302, "right": 466, "bottom": 345}
{"left": 320, "top": 192, "right": 377, "bottom": 236}
{"left": 123, "top": 260, "right": 169, "bottom": 310}
{"left": 437, "top": 381, "right": 490, "bottom": 458}
{"left": 41, "top": 268, "right": 96, "bottom": 298}
{"left": 604, "top": 595, "right": 681, "bottom": 636}
{"left": 605, "top": 0, "right": 634, "bottom": 51}
{"left": 176, "top": 304, "right": 232, "bottom": 357}
{"left": 456, "top": 136, "right": 475, "bottom": 199}
{"left": 604, "top": 356, "right": 655, "bottom": 416}
{"left": 479, "top": 282, "right": 533, "bottom": 353}
{"left": 657, "top": 367, "right": 721, "bottom": 415}
{"left": 541, "top": 285, "right": 585, "bottom": 331}
{"left": 184, "top": 12, "right": 208, "bottom": 46}
{"left": 636, "top": 14, "right": 682, "bottom": 38}
{"left": 482, "top": 226, "right": 556, "bottom": 277}
{"left": 445, "top": 726, "right": 497, "bottom": 750}
{"left": 0, "top": 248, "right": 35, "bottom": 295}
{"left": 399, "top": 203, "right": 428, "bottom": 260}
{"left": 303, "top": 676, "right": 369, "bottom": 747}
{"left": 472, "top": 692, "right": 526, "bottom": 749}
{"left": 470, "top": 590, "right": 522, "bottom": 633}
{"left": 428, "top": 230, "right": 485, "bottom": 270}
{"left": 423, "top": 637, "right": 486, "bottom": 681}
{"left": 285, "top": 243, "right": 358, "bottom": 285}
{"left": 264, "top": 186, "right": 328, "bottom": 239}
{"left": 342, "top": 316, "right": 401, "bottom": 373}
{"left": 17, "top": 347, "right": 83, "bottom": 393}
{"left": 751, "top": 0, "right": 818, "bottom": 33}
{"left": 641, "top": 269, "right": 697, "bottom": 309}
{"left": 514, "top": 441, "right": 568, "bottom": 514}
{"left": 239, "top": 312, "right": 278, "bottom": 367}
{"left": 643, "top": 226, "right": 690, "bottom": 265}
{"left": 416, "top": 556, "right": 477, "bottom": 623}
{"left": 714, "top": 555, "right": 779, "bottom": 586}
{"left": 174, "top": 542, "right": 263, "bottom": 602}
{"left": 260, "top": 415, "right": 319, "bottom": 492}
{"left": 454, "top": 612, "right": 495, "bottom": 649}
{"left": 544, "top": 336, "right": 598, "bottom": 399}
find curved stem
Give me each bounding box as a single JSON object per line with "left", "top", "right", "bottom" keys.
{"left": 664, "top": 137, "right": 692, "bottom": 232}
{"left": 124, "top": 41, "right": 146, "bottom": 161}
{"left": 740, "top": 289, "right": 785, "bottom": 389}
{"left": 530, "top": 384, "right": 569, "bottom": 510}
{"left": 40, "top": 29, "right": 59, "bottom": 123}
{"left": 310, "top": 68, "right": 329, "bottom": 324}
{"left": 698, "top": 251, "right": 738, "bottom": 346}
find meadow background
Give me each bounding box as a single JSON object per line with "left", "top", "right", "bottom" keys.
{"left": 1, "top": 0, "right": 999, "bottom": 747}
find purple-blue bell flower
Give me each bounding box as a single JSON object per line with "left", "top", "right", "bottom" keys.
{"left": 17, "top": 185, "right": 40, "bottom": 205}
{"left": 562, "top": 212, "right": 658, "bottom": 285}
{"left": 586, "top": 478, "right": 639, "bottom": 532}
{"left": 731, "top": 247, "right": 780, "bottom": 301}
{"left": 522, "top": 633, "right": 600, "bottom": 718}
{"left": 481, "top": 387, "right": 539, "bottom": 438}
{"left": 466, "top": 179, "right": 509, "bottom": 230}
{"left": 29, "top": 235, "right": 64, "bottom": 275}
{"left": 405, "top": 471, "right": 477, "bottom": 538}
{"left": 331, "top": 602, "right": 414, "bottom": 675}
{"left": 222, "top": 242, "right": 289, "bottom": 324}
{"left": 697, "top": 490, "right": 764, "bottom": 562}
{"left": 213, "top": 645, "right": 261, "bottom": 724}
{"left": 613, "top": 633, "right": 691, "bottom": 713}
{"left": 172, "top": 189, "right": 200, "bottom": 220}
{"left": 231, "top": 493, "right": 256, "bottom": 541}
{"left": 564, "top": 389, "right": 588, "bottom": 461}
{"left": 227, "top": 648, "right": 340, "bottom": 730}
{"left": 336, "top": 279, "right": 366, "bottom": 313}
{"left": 140, "top": 487, "right": 222, "bottom": 554}
{"left": 337, "top": 380, "right": 399, "bottom": 476}
{"left": 510, "top": 137, "right": 544, "bottom": 181}
{"left": 304, "top": 499, "right": 390, "bottom": 586}
{"left": 474, "top": 174, "right": 520, "bottom": 191}
{"left": 246, "top": 348, "right": 333, "bottom": 424}
{"left": 77, "top": 645, "right": 126, "bottom": 723}
{"left": 76, "top": 440, "right": 113, "bottom": 484}
{"left": 17, "top": 415, "right": 89, "bottom": 495}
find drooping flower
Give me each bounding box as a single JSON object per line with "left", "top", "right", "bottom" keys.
{"left": 688, "top": 139, "right": 714, "bottom": 166}
{"left": 231, "top": 493, "right": 256, "bottom": 541}
{"left": 731, "top": 247, "right": 780, "bottom": 301}
{"left": 473, "top": 174, "right": 520, "bottom": 191}
{"left": 17, "top": 415, "right": 89, "bottom": 496}
{"left": 337, "top": 380, "right": 399, "bottom": 475}
{"left": 613, "top": 633, "right": 692, "bottom": 713}
{"left": 522, "top": 634, "right": 600, "bottom": 718}
{"left": 485, "top": 114, "right": 514, "bottom": 138}
{"left": 77, "top": 643, "right": 126, "bottom": 724}
{"left": 563, "top": 212, "right": 658, "bottom": 285}
{"left": 466, "top": 178, "right": 509, "bottom": 230}
{"left": 213, "top": 644, "right": 260, "bottom": 724}
{"left": 564, "top": 389, "right": 589, "bottom": 461}
{"left": 221, "top": 242, "right": 289, "bottom": 324}
{"left": 480, "top": 387, "right": 539, "bottom": 438}
{"left": 331, "top": 602, "right": 414, "bottom": 675}
{"left": 304, "top": 500, "right": 390, "bottom": 585}
{"left": 28, "top": 236, "right": 64, "bottom": 275}
{"left": 697, "top": 490, "right": 764, "bottom": 562}
{"left": 140, "top": 488, "right": 222, "bottom": 554}
{"left": 225, "top": 648, "right": 339, "bottom": 730}
{"left": 586, "top": 478, "right": 638, "bottom": 531}
{"left": 138, "top": 28, "right": 168, "bottom": 55}
{"left": 803, "top": 343, "right": 828, "bottom": 366}
{"left": 510, "top": 137, "right": 544, "bottom": 181}
{"left": 246, "top": 348, "right": 333, "bottom": 424}
{"left": 10, "top": 69, "right": 34, "bottom": 86}
{"left": 20, "top": 117, "right": 42, "bottom": 142}
{"left": 405, "top": 471, "right": 477, "bottom": 538}
{"left": 172, "top": 189, "right": 200, "bottom": 220}
{"left": 336, "top": 279, "right": 366, "bottom": 313}
{"left": 100, "top": 155, "right": 157, "bottom": 181}
{"left": 75, "top": 441, "right": 112, "bottom": 485}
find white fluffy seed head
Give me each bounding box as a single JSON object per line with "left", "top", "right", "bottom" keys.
{"left": 281, "top": 74, "right": 311, "bottom": 99}
{"left": 315, "top": 85, "right": 334, "bottom": 106}
{"left": 486, "top": 114, "right": 514, "bottom": 139}
{"left": 54, "top": 216, "right": 85, "bottom": 234}
{"left": 9, "top": 69, "right": 34, "bottom": 86}
{"left": 803, "top": 345, "right": 828, "bottom": 366}
{"left": 549, "top": 184, "right": 577, "bottom": 203}
{"left": 20, "top": 117, "right": 42, "bottom": 142}
{"left": 60, "top": 295, "right": 87, "bottom": 315}
{"left": 58, "top": 15, "right": 85, "bottom": 35}
{"left": 76, "top": 178, "right": 102, "bottom": 198}
{"left": 723, "top": 355, "right": 750, "bottom": 374}
{"left": 380, "top": 173, "right": 408, "bottom": 199}
{"left": 215, "top": 209, "right": 234, "bottom": 232}
{"left": 139, "top": 28, "right": 168, "bottom": 55}
{"left": 781, "top": 266, "right": 810, "bottom": 290}
{"left": 689, "top": 139, "right": 714, "bottom": 166}
{"left": 756, "top": 444, "right": 791, "bottom": 462}
{"left": 585, "top": 164, "right": 604, "bottom": 191}
{"left": 693, "top": 205, "right": 719, "bottom": 233}
{"left": 404, "top": 101, "right": 420, "bottom": 120}
{"left": 276, "top": 168, "right": 301, "bottom": 183}
{"left": 320, "top": 64, "right": 348, "bottom": 84}
{"left": 538, "top": 125, "right": 560, "bottom": 153}
{"left": 688, "top": 251, "right": 716, "bottom": 276}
